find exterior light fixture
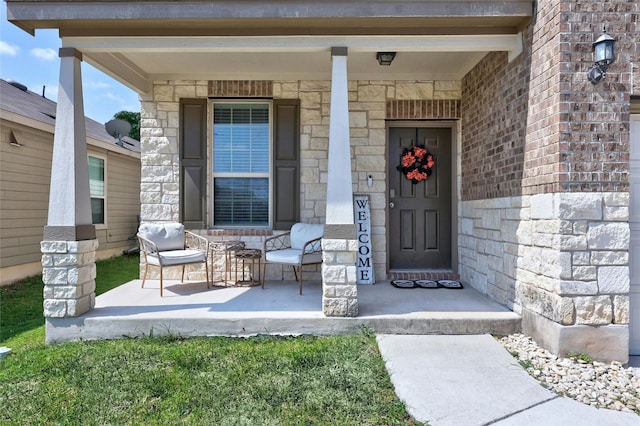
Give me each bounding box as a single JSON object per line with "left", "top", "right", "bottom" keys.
{"left": 376, "top": 52, "right": 396, "bottom": 66}
{"left": 587, "top": 28, "right": 615, "bottom": 84}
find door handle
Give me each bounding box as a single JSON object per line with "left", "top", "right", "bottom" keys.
{"left": 389, "top": 201, "right": 395, "bottom": 209}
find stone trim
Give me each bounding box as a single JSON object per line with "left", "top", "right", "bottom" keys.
{"left": 386, "top": 100, "right": 460, "bottom": 120}
{"left": 44, "top": 225, "right": 96, "bottom": 241}
{"left": 324, "top": 224, "right": 356, "bottom": 239}
{"left": 208, "top": 80, "right": 273, "bottom": 97}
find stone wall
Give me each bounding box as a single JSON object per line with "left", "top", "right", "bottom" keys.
{"left": 460, "top": 192, "right": 630, "bottom": 361}
{"left": 140, "top": 79, "right": 461, "bottom": 282}
{"left": 459, "top": 196, "right": 524, "bottom": 309}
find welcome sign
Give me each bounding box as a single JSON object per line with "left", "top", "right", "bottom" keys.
{"left": 354, "top": 194, "right": 375, "bottom": 284}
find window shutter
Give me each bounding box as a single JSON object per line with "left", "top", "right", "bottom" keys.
{"left": 180, "top": 98, "right": 207, "bottom": 229}
{"left": 273, "top": 99, "right": 300, "bottom": 230}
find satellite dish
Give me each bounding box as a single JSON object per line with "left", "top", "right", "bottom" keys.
{"left": 105, "top": 119, "right": 132, "bottom": 147}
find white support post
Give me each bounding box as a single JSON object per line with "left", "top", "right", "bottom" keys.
{"left": 42, "top": 48, "right": 97, "bottom": 321}
{"left": 326, "top": 47, "right": 354, "bottom": 225}
{"left": 322, "top": 47, "right": 358, "bottom": 317}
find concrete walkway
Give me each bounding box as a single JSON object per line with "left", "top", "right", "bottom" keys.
{"left": 377, "top": 334, "right": 639, "bottom": 426}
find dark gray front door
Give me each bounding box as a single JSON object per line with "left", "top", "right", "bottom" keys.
{"left": 389, "top": 127, "right": 452, "bottom": 270}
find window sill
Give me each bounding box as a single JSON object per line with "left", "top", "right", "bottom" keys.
{"left": 207, "top": 229, "right": 274, "bottom": 237}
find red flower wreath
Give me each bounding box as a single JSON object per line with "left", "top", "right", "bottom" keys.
{"left": 396, "top": 145, "right": 435, "bottom": 184}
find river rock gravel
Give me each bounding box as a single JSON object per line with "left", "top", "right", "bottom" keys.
{"left": 499, "top": 333, "right": 640, "bottom": 415}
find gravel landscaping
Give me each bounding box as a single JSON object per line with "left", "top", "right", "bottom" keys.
{"left": 499, "top": 334, "right": 640, "bottom": 415}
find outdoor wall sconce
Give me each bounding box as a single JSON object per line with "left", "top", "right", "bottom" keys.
{"left": 376, "top": 52, "right": 396, "bottom": 66}
{"left": 587, "top": 28, "right": 615, "bottom": 84}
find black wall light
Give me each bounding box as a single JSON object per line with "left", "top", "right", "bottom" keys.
{"left": 376, "top": 52, "right": 396, "bottom": 66}
{"left": 587, "top": 29, "right": 615, "bottom": 84}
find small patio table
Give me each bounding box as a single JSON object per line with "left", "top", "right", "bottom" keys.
{"left": 209, "top": 240, "right": 245, "bottom": 286}
{"left": 234, "top": 248, "right": 262, "bottom": 287}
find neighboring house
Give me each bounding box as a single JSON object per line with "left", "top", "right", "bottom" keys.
{"left": 6, "top": 0, "right": 640, "bottom": 362}
{"left": 0, "top": 79, "right": 141, "bottom": 285}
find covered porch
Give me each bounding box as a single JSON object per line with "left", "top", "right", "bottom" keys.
{"left": 45, "top": 278, "right": 521, "bottom": 343}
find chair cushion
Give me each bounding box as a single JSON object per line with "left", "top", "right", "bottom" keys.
{"left": 146, "top": 249, "right": 207, "bottom": 266}
{"left": 290, "top": 223, "right": 324, "bottom": 250}
{"left": 266, "top": 249, "right": 322, "bottom": 265}
{"left": 139, "top": 223, "right": 185, "bottom": 251}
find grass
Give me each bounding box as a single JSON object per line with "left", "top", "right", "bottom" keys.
{"left": 0, "top": 255, "right": 420, "bottom": 425}
{"left": 1, "top": 254, "right": 139, "bottom": 342}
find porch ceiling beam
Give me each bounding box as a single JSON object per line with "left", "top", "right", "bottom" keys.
{"left": 63, "top": 34, "right": 522, "bottom": 54}
{"left": 82, "top": 52, "right": 151, "bottom": 94}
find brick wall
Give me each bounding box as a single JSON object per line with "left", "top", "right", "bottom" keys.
{"left": 462, "top": 0, "right": 639, "bottom": 200}
{"left": 460, "top": 42, "right": 531, "bottom": 200}
{"left": 551, "top": 0, "right": 637, "bottom": 193}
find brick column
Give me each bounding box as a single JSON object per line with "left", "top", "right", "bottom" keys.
{"left": 322, "top": 225, "right": 358, "bottom": 317}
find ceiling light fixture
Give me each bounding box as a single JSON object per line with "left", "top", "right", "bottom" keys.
{"left": 376, "top": 52, "right": 396, "bottom": 66}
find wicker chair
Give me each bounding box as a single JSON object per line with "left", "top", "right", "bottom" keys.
{"left": 137, "top": 223, "right": 210, "bottom": 296}
{"left": 262, "top": 223, "right": 324, "bottom": 295}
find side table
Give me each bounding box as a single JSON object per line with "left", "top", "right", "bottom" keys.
{"left": 209, "top": 240, "right": 245, "bottom": 286}
{"left": 234, "top": 249, "right": 262, "bottom": 287}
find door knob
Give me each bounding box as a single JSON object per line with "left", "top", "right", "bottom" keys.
{"left": 389, "top": 201, "right": 395, "bottom": 209}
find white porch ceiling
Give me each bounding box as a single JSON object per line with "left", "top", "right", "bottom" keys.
{"left": 64, "top": 34, "right": 522, "bottom": 93}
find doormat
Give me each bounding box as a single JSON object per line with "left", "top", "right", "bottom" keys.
{"left": 390, "top": 279, "right": 463, "bottom": 289}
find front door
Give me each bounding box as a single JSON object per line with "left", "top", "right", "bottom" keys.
{"left": 388, "top": 127, "right": 452, "bottom": 270}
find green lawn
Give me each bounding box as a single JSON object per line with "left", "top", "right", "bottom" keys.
{"left": 0, "top": 254, "right": 139, "bottom": 342}
{"left": 0, "top": 255, "right": 420, "bottom": 425}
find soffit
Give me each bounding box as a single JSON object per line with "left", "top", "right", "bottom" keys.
{"left": 7, "top": 1, "right": 531, "bottom": 94}
{"left": 7, "top": 1, "right": 533, "bottom": 35}
{"left": 66, "top": 34, "right": 520, "bottom": 92}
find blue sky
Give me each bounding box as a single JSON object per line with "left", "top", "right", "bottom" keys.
{"left": 0, "top": 8, "right": 139, "bottom": 124}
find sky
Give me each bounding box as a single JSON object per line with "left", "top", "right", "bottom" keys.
{"left": 0, "top": 7, "right": 139, "bottom": 124}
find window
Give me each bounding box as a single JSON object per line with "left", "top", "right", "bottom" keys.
{"left": 212, "top": 103, "right": 270, "bottom": 226}
{"left": 88, "top": 155, "right": 105, "bottom": 225}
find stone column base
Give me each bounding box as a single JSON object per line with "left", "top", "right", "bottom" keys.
{"left": 322, "top": 224, "right": 358, "bottom": 317}
{"left": 41, "top": 239, "right": 98, "bottom": 318}
{"left": 521, "top": 309, "right": 629, "bottom": 364}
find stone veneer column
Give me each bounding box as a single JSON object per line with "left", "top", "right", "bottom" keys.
{"left": 41, "top": 240, "right": 97, "bottom": 318}
{"left": 322, "top": 225, "right": 358, "bottom": 317}
{"left": 42, "top": 48, "right": 97, "bottom": 321}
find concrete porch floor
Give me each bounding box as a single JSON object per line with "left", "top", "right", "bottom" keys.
{"left": 45, "top": 279, "right": 522, "bottom": 343}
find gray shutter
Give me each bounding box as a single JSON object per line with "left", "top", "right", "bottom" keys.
{"left": 273, "top": 99, "right": 300, "bottom": 230}
{"left": 179, "top": 98, "right": 207, "bottom": 229}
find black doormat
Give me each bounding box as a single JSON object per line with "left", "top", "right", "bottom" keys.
{"left": 390, "top": 279, "right": 463, "bottom": 289}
